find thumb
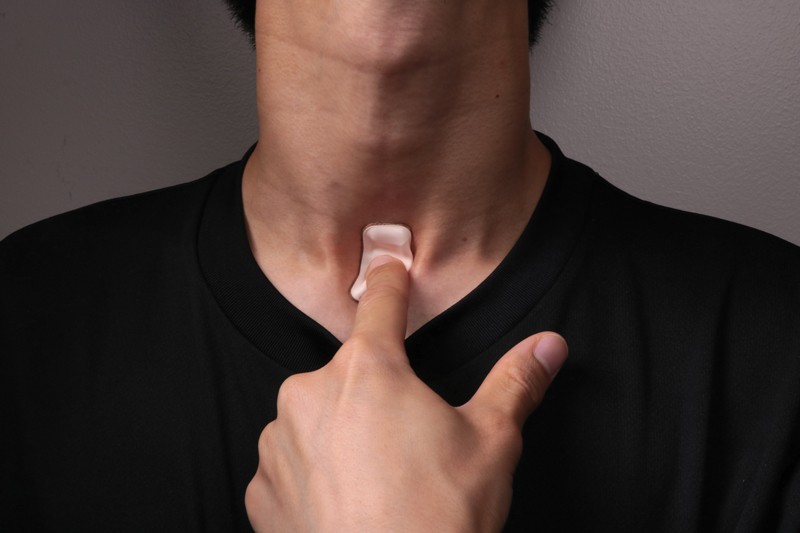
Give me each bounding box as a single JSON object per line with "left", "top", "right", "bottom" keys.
{"left": 466, "top": 333, "right": 568, "bottom": 430}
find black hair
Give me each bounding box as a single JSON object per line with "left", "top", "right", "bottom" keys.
{"left": 223, "top": 0, "right": 554, "bottom": 48}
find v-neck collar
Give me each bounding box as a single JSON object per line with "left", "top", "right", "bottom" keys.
{"left": 198, "top": 133, "right": 594, "bottom": 377}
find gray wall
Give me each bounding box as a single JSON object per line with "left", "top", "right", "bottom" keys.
{"left": 2, "top": 1, "right": 799, "bottom": 244}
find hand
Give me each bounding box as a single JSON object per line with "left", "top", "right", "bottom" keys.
{"left": 245, "top": 256, "right": 568, "bottom": 532}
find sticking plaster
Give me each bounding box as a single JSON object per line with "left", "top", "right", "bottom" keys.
{"left": 350, "top": 224, "right": 413, "bottom": 301}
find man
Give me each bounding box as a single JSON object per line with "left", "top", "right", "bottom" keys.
{"left": 1, "top": 1, "right": 798, "bottom": 532}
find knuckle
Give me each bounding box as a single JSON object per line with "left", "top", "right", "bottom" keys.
{"left": 339, "top": 335, "right": 393, "bottom": 367}
{"left": 334, "top": 336, "right": 373, "bottom": 368}
{"left": 256, "top": 423, "right": 275, "bottom": 458}
{"left": 338, "top": 334, "right": 405, "bottom": 374}
{"left": 502, "top": 358, "right": 548, "bottom": 409}
{"left": 245, "top": 476, "right": 271, "bottom": 517}
{"left": 341, "top": 334, "right": 374, "bottom": 358}
{"left": 256, "top": 424, "right": 282, "bottom": 483}
{"left": 244, "top": 479, "right": 259, "bottom": 509}
{"left": 480, "top": 408, "right": 523, "bottom": 459}
{"left": 276, "top": 374, "right": 306, "bottom": 414}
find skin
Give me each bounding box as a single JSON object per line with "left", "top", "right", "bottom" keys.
{"left": 242, "top": 0, "right": 567, "bottom": 529}
{"left": 246, "top": 257, "right": 568, "bottom": 531}
{"left": 242, "top": 0, "right": 552, "bottom": 341}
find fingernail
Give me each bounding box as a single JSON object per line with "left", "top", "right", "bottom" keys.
{"left": 534, "top": 334, "right": 568, "bottom": 379}
{"left": 367, "top": 254, "right": 400, "bottom": 275}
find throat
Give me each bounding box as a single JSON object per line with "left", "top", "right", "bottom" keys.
{"left": 251, "top": 252, "right": 510, "bottom": 343}
{"left": 244, "top": 0, "right": 551, "bottom": 343}
{"left": 242, "top": 135, "right": 553, "bottom": 343}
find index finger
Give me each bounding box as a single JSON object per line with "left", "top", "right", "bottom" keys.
{"left": 350, "top": 255, "right": 410, "bottom": 347}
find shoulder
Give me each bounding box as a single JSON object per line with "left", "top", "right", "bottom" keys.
{"left": 575, "top": 168, "right": 800, "bottom": 361}
{"left": 583, "top": 170, "right": 800, "bottom": 284}
{"left": 0, "top": 163, "right": 237, "bottom": 328}
{"left": 0, "top": 165, "right": 226, "bottom": 278}
{"left": 541, "top": 133, "right": 796, "bottom": 277}
{"left": 556, "top": 153, "right": 800, "bottom": 343}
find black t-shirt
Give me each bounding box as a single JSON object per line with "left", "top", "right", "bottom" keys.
{"left": 2, "top": 135, "right": 799, "bottom": 532}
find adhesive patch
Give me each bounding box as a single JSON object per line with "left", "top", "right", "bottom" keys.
{"left": 350, "top": 224, "right": 413, "bottom": 301}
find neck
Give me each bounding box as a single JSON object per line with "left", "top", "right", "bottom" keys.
{"left": 243, "top": 0, "right": 550, "bottom": 291}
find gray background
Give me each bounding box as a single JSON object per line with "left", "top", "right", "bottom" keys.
{"left": 1, "top": 1, "right": 798, "bottom": 244}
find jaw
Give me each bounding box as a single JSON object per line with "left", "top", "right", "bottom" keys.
{"left": 254, "top": 0, "right": 529, "bottom": 74}
{"left": 245, "top": 0, "right": 544, "bottom": 270}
